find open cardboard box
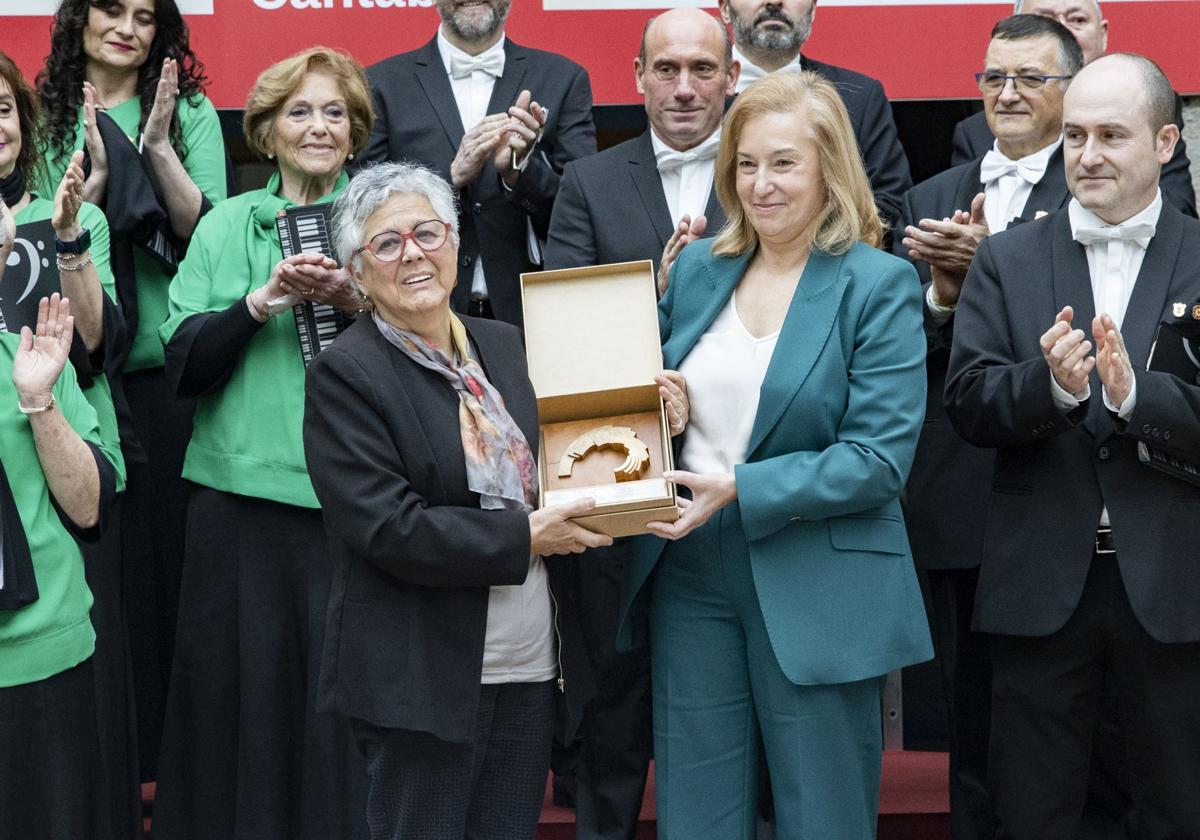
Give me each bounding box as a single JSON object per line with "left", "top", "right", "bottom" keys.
{"left": 521, "top": 260, "right": 678, "bottom": 538}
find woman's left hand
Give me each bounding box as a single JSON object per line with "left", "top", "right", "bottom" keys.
{"left": 51, "top": 151, "right": 86, "bottom": 241}
{"left": 646, "top": 470, "right": 736, "bottom": 541}
{"left": 12, "top": 294, "right": 74, "bottom": 407}
{"left": 278, "top": 259, "right": 364, "bottom": 314}
{"left": 657, "top": 370, "right": 689, "bottom": 437}
{"left": 144, "top": 58, "right": 179, "bottom": 150}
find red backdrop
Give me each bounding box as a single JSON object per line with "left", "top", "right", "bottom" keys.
{"left": 4, "top": 1, "right": 1199, "bottom": 107}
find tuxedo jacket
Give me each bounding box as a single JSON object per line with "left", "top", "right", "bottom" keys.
{"left": 617, "top": 239, "right": 933, "bottom": 683}
{"left": 802, "top": 55, "right": 913, "bottom": 230}
{"left": 362, "top": 38, "right": 597, "bottom": 326}
{"left": 944, "top": 203, "right": 1200, "bottom": 643}
{"left": 950, "top": 105, "right": 1197, "bottom": 218}
{"left": 303, "top": 315, "right": 594, "bottom": 744}
{"left": 893, "top": 147, "right": 1070, "bottom": 571}
{"left": 544, "top": 129, "right": 727, "bottom": 273}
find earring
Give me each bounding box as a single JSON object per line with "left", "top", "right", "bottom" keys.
{"left": 348, "top": 152, "right": 355, "bottom": 160}
{"left": 267, "top": 153, "right": 275, "bottom": 160}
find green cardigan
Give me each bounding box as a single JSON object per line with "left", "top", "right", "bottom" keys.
{"left": 38, "top": 93, "right": 228, "bottom": 372}
{"left": 160, "top": 170, "right": 349, "bottom": 509}
{"left": 0, "top": 333, "right": 121, "bottom": 687}
{"left": 14, "top": 197, "right": 127, "bottom": 491}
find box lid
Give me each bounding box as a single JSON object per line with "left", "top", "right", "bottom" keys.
{"left": 521, "top": 260, "right": 663, "bottom": 399}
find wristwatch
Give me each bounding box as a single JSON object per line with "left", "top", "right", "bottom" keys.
{"left": 54, "top": 227, "right": 92, "bottom": 255}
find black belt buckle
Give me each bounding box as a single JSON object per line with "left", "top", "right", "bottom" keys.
{"left": 1095, "top": 527, "right": 1117, "bottom": 556}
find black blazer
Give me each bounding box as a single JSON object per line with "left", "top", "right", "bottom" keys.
{"left": 802, "top": 55, "right": 913, "bottom": 229}
{"left": 944, "top": 203, "right": 1200, "bottom": 642}
{"left": 893, "top": 149, "right": 1070, "bottom": 572}
{"left": 361, "top": 38, "right": 597, "bottom": 327}
{"left": 544, "top": 129, "right": 727, "bottom": 273}
{"left": 950, "top": 104, "right": 1197, "bottom": 218}
{"left": 303, "top": 315, "right": 594, "bottom": 744}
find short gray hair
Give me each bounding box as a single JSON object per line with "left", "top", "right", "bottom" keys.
{"left": 333, "top": 161, "right": 460, "bottom": 270}
{"left": 1013, "top": 0, "right": 1102, "bottom": 16}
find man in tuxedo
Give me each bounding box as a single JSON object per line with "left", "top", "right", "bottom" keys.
{"left": 360, "top": 0, "right": 596, "bottom": 326}
{"left": 718, "top": 0, "right": 911, "bottom": 229}
{"left": 542, "top": 10, "right": 738, "bottom": 839}
{"left": 893, "top": 15, "right": 1082, "bottom": 839}
{"left": 950, "top": 0, "right": 1195, "bottom": 217}
{"left": 944, "top": 53, "right": 1200, "bottom": 840}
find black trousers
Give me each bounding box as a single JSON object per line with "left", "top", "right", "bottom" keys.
{"left": 989, "top": 554, "right": 1200, "bottom": 840}
{"left": 352, "top": 680, "right": 556, "bottom": 840}
{"left": 574, "top": 544, "right": 653, "bottom": 840}
{"left": 926, "top": 567, "right": 997, "bottom": 840}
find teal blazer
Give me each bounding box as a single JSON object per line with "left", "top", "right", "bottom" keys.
{"left": 618, "top": 238, "right": 934, "bottom": 684}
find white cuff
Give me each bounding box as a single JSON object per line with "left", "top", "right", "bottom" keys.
{"left": 925, "top": 285, "right": 956, "bottom": 323}
{"left": 1050, "top": 373, "right": 1089, "bottom": 411}
{"left": 1103, "top": 376, "right": 1137, "bottom": 419}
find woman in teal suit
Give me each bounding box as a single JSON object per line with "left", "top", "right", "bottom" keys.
{"left": 620, "top": 71, "right": 933, "bottom": 839}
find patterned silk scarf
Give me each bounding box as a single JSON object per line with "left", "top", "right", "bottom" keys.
{"left": 373, "top": 312, "right": 538, "bottom": 513}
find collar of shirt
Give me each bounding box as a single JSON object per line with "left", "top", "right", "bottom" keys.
{"left": 650, "top": 127, "right": 722, "bottom": 171}
{"left": 437, "top": 27, "right": 506, "bottom": 79}
{"left": 1069, "top": 189, "right": 1163, "bottom": 250}
{"left": 732, "top": 46, "right": 801, "bottom": 93}
{"left": 980, "top": 136, "right": 1062, "bottom": 186}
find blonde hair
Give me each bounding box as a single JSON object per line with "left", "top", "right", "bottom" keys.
{"left": 712, "top": 71, "right": 883, "bottom": 257}
{"left": 243, "top": 46, "right": 374, "bottom": 160}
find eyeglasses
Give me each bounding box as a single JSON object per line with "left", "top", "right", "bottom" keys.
{"left": 975, "top": 72, "right": 1073, "bottom": 93}
{"left": 356, "top": 220, "right": 451, "bottom": 262}
{"left": 975, "top": 72, "right": 1073, "bottom": 92}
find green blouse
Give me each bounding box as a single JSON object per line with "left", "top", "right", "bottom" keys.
{"left": 38, "top": 93, "right": 228, "bottom": 372}
{"left": 14, "top": 197, "right": 127, "bottom": 491}
{"left": 0, "top": 333, "right": 120, "bottom": 687}
{"left": 160, "top": 170, "right": 350, "bottom": 509}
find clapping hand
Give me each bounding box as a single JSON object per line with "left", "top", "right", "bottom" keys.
{"left": 0, "top": 195, "right": 15, "bottom": 263}
{"left": 450, "top": 113, "right": 510, "bottom": 189}
{"left": 52, "top": 151, "right": 87, "bottom": 241}
{"left": 658, "top": 214, "right": 707, "bottom": 298}
{"left": 493, "top": 90, "right": 547, "bottom": 186}
{"left": 903, "top": 192, "right": 988, "bottom": 307}
{"left": 144, "top": 57, "right": 180, "bottom": 151}
{"left": 80, "top": 82, "right": 108, "bottom": 205}
{"left": 12, "top": 295, "right": 74, "bottom": 408}
{"left": 1040, "top": 306, "right": 1094, "bottom": 398}
{"left": 1092, "top": 313, "right": 1134, "bottom": 409}
{"left": 277, "top": 257, "right": 364, "bottom": 315}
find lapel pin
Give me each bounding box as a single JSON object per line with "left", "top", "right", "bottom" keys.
{"left": 1034, "top": 210, "right": 1048, "bottom": 220}
{"left": 1173, "top": 302, "right": 1187, "bottom": 317}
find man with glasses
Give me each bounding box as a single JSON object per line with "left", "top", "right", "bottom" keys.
{"left": 893, "top": 14, "right": 1081, "bottom": 839}
{"left": 359, "top": 0, "right": 597, "bottom": 327}
{"left": 945, "top": 52, "right": 1200, "bottom": 840}
{"left": 542, "top": 10, "right": 739, "bottom": 839}
{"left": 718, "top": 0, "right": 911, "bottom": 231}
{"left": 950, "top": 0, "right": 1195, "bottom": 217}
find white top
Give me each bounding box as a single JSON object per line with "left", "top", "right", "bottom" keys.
{"left": 732, "top": 46, "right": 800, "bottom": 94}
{"left": 980, "top": 136, "right": 1062, "bottom": 233}
{"left": 480, "top": 555, "right": 558, "bottom": 684}
{"left": 650, "top": 128, "right": 720, "bottom": 227}
{"left": 1050, "top": 190, "right": 1163, "bottom": 528}
{"left": 678, "top": 292, "right": 780, "bottom": 475}
{"left": 438, "top": 27, "right": 505, "bottom": 298}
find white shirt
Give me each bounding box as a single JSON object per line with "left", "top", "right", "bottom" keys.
{"left": 480, "top": 555, "right": 558, "bottom": 684}
{"left": 650, "top": 128, "right": 720, "bottom": 227}
{"left": 732, "top": 46, "right": 799, "bottom": 94}
{"left": 1051, "top": 191, "right": 1162, "bottom": 528}
{"left": 438, "top": 27, "right": 505, "bottom": 298}
{"left": 678, "top": 293, "right": 780, "bottom": 475}
{"left": 981, "top": 137, "right": 1062, "bottom": 233}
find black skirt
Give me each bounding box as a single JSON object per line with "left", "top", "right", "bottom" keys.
{"left": 152, "top": 485, "right": 367, "bottom": 840}
{"left": 0, "top": 658, "right": 114, "bottom": 840}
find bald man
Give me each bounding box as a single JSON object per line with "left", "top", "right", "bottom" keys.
{"left": 950, "top": 0, "right": 1195, "bottom": 217}
{"left": 545, "top": 16, "right": 738, "bottom": 839}
{"left": 945, "top": 54, "right": 1200, "bottom": 839}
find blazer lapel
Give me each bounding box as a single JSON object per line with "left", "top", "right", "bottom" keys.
{"left": 662, "top": 248, "right": 748, "bottom": 370}
{"left": 628, "top": 132, "right": 674, "bottom": 251}
{"left": 958, "top": 158, "right": 983, "bottom": 215}
{"left": 702, "top": 184, "right": 726, "bottom": 234}
{"left": 485, "top": 41, "right": 528, "bottom": 121}
{"left": 744, "top": 251, "right": 847, "bottom": 458}
{"left": 414, "top": 38, "right": 465, "bottom": 151}
{"left": 1121, "top": 204, "right": 1184, "bottom": 371}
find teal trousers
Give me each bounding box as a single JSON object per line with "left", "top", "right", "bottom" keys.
{"left": 649, "top": 504, "right": 884, "bottom": 840}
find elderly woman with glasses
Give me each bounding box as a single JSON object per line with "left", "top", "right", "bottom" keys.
{"left": 152, "top": 47, "right": 372, "bottom": 840}
{"left": 303, "top": 160, "right": 612, "bottom": 840}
